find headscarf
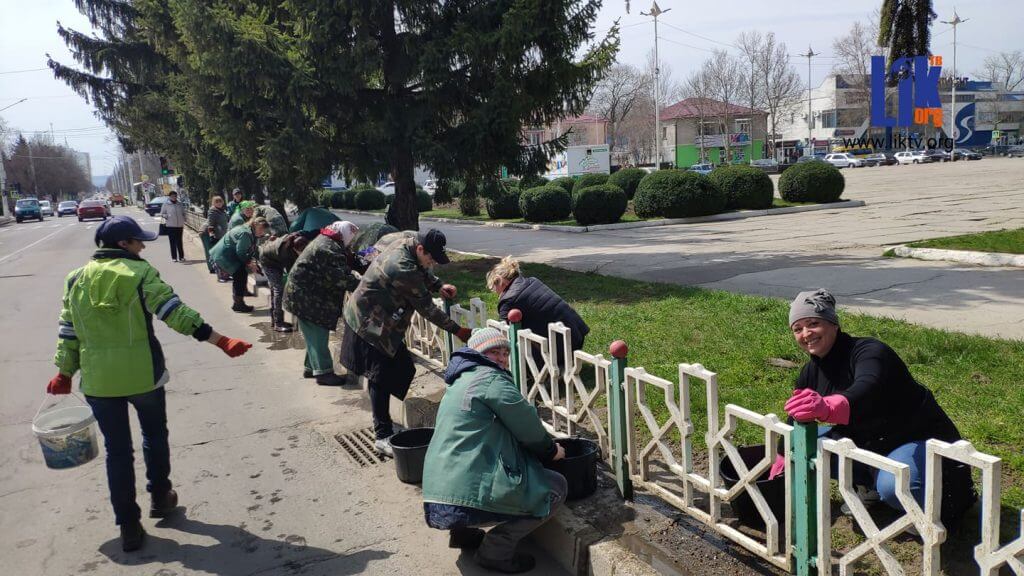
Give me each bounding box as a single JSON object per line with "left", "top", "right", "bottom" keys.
{"left": 238, "top": 200, "right": 257, "bottom": 212}
{"left": 322, "top": 220, "right": 359, "bottom": 247}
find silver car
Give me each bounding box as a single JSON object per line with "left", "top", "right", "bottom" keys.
{"left": 824, "top": 153, "right": 865, "bottom": 168}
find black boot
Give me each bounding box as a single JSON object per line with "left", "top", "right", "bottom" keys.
{"left": 449, "top": 527, "right": 485, "bottom": 549}
{"left": 474, "top": 551, "right": 536, "bottom": 574}
{"left": 232, "top": 296, "right": 254, "bottom": 313}
{"left": 150, "top": 489, "right": 178, "bottom": 518}
{"left": 120, "top": 520, "right": 146, "bottom": 552}
{"left": 273, "top": 312, "right": 293, "bottom": 332}
{"left": 315, "top": 373, "right": 352, "bottom": 387}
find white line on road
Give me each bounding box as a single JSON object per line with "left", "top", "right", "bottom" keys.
{"left": 0, "top": 226, "right": 72, "bottom": 265}
{"left": 86, "top": 225, "right": 95, "bottom": 230}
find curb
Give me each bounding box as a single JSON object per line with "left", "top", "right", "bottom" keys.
{"left": 531, "top": 507, "right": 665, "bottom": 576}
{"left": 331, "top": 199, "right": 865, "bottom": 234}
{"left": 0, "top": 217, "right": 13, "bottom": 228}
{"left": 890, "top": 245, "right": 1024, "bottom": 268}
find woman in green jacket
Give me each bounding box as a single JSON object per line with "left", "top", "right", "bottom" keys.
{"left": 209, "top": 217, "right": 269, "bottom": 312}
{"left": 422, "top": 327, "right": 566, "bottom": 574}
{"left": 48, "top": 216, "right": 252, "bottom": 552}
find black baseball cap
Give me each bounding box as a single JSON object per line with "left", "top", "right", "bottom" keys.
{"left": 416, "top": 228, "right": 450, "bottom": 265}
{"left": 95, "top": 215, "right": 159, "bottom": 246}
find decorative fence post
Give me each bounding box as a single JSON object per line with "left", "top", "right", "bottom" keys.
{"left": 608, "top": 340, "right": 633, "bottom": 500}
{"left": 792, "top": 421, "right": 818, "bottom": 576}
{"left": 507, "top": 309, "right": 522, "bottom": 392}
{"left": 443, "top": 299, "right": 454, "bottom": 358}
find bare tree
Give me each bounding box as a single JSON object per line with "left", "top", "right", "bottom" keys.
{"left": 832, "top": 19, "right": 883, "bottom": 126}
{"left": 760, "top": 33, "right": 804, "bottom": 160}
{"left": 682, "top": 68, "right": 714, "bottom": 163}
{"left": 976, "top": 50, "right": 1024, "bottom": 92}
{"left": 704, "top": 50, "right": 744, "bottom": 162}
{"left": 590, "top": 63, "right": 650, "bottom": 165}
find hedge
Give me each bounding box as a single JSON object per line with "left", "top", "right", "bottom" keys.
{"left": 778, "top": 161, "right": 845, "bottom": 203}
{"left": 519, "top": 174, "right": 549, "bottom": 190}
{"left": 572, "top": 173, "right": 609, "bottom": 195}
{"left": 572, "top": 184, "right": 628, "bottom": 225}
{"left": 417, "top": 189, "right": 433, "bottom": 212}
{"left": 551, "top": 176, "right": 576, "bottom": 196}
{"left": 608, "top": 168, "right": 646, "bottom": 200}
{"left": 633, "top": 170, "right": 727, "bottom": 218}
{"left": 355, "top": 188, "right": 387, "bottom": 210}
{"left": 709, "top": 165, "right": 774, "bottom": 209}
{"left": 486, "top": 185, "right": 521, "bottom": 219}
{"left": 519, "top": 185, "right": 572, "bottom": 222}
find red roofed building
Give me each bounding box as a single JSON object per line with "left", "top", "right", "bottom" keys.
{"left": 658, "top": 97, "right": 768, "bottom": 167}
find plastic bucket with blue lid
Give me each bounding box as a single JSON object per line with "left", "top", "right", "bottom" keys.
{"left": 32, "top": 394, "right": 99, "bottom": 470}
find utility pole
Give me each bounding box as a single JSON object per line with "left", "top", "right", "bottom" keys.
{"left": 642, "top": 1, "right": 670, "bottom": 170}
{"left": 941, "top": 11, "right": 968, "bottom": 161}
{"left": 27, "top": 141, "right": 39, "bottom": 197}
{"left": 798, "top": 46, "right": 817, "bottom": 157}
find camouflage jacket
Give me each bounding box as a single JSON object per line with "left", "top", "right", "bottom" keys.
{"left": 255, "top": 205, "right": 289, "bottom": 237}
{"left": 283, "top": 234, "right": 359, "bottom": 330}
{"left": 343, "top": 231, "right": 459, "bottom": 357}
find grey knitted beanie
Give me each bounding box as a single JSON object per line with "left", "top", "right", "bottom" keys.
{"left": 789, "top": 289, "right": 840, "bottom": 327}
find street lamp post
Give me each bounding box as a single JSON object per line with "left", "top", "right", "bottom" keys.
{"left": 941, "top": 11, "right": 968, "bottom": 160}
{"left": 642, "top": 2, "right": 670, "bottom": 170}
{"left": 799, "top": 46, "right": 818, "bottom": 157}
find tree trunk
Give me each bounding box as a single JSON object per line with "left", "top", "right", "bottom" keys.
{"left": 386, "top": 145, "right": 418, "bottom": 231}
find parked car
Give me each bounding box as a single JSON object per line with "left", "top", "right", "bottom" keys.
{"left": 422, "top": 180, "right": 437, "bottom": 195}
{"left": 950, "top": 149, "right": 982, "bottom": 161}
{"left": 145, "top": 196, "right": 171, "bottom": 216}
{"left": 750, "top": 158, "right": 781, "bottom": 173}
{"left": 796, "top": 156, "right": 824, "bottom": 164}
{"left": 376, "top": 182, "right": 396, "bottom": 195}
{"left": 687, "top": 163, "right": 714, "bottom": 175}
{"left": 894, "top": 150, "right": 930, "bottom": 165}
{"left": 78, "top": 199, "right": 108, "bottom": 221}
{"left": 1007, "top": 145, "right": 1024, "bottom": 158}
{"left": 924, "top": 149, "right": 950, "bottom": 163}
{"left": 14, "top": 198, "right": 44, "bottom": 223}
{"left": 862, "top": 152, "right": 896, "bottom": 167}
{"left": 824, "top": 153, "right": 865, "bottom": 168}
{"left": 57, "top": 200, "right": 78, "bottom": 217}
{"left": 39, "top": 200, "right": 54, "bottom": 216}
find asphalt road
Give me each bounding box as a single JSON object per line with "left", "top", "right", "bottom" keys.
{"left": 0, "top": 209, "right": 567, "bottom": 576}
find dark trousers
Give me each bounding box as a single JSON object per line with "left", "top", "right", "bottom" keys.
{"left": 232, "top": 266, "right": 249, "bottom": 298}
{"left": 262, "top": 263, "right": 286, "bottom": 323}
{"left": 85, "top": 387, "right": 172, "bottom": 525}
{"left": 167, "top": 227, "right": 184, "bottom": 261}
{"left": 340, "top": 323, "right": 416, "bottom": 439}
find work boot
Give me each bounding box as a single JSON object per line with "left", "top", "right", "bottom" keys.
{"left": 449, "top": 527, "right": 486, "bottom": 549}
{"left": 120, "top": 520, "right": 146, "bottom": 552}
{"left": 474, "top": 551, "right": 536, "bottom": 574}
{"left": 303, "top": 369, "right": 314, "bottom": 379}
{"left": 315, "top": 373, "right": 351, "bottom": 387}
{"left": 232, "top": 297, "right": 254, "bottom": 313}
{"left": 150, "top": 489, "right": 178, "bottom": 518}
{"left": 272, "top": 313, "right": 293, "bottom": 333}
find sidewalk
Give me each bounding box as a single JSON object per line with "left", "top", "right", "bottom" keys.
{"left": 2, "top": 226, "right": 567, "bottom": 576}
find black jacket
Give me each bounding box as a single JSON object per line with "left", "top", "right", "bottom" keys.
{"left": 796, "top": 331, "right": 962, "bottom": 455}
{"left": 498, "top": 276, "right": 589, "bottom": 351}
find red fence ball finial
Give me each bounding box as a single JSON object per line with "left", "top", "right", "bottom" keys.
{"left": 609, "top": 340, "right": 628, "bottom": 359}
{"left": 508, "top": 309, "right": 523, "bottom": 323}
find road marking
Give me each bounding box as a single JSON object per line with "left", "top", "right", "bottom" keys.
{"left": 0, "top": 226, "right": 72, "bottom": 265}
{"left": 86, "top": 225, "right": 95, "bottom": 230}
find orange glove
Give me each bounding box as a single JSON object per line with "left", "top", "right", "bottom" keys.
{"left": 455, "top": 327, "right": 473, "bottom": 342}
{"left": 216, "top": 336, "right": 252, "bottom": 358}
{"left": 47, "top": 374, "right": 72, "bottom": 395}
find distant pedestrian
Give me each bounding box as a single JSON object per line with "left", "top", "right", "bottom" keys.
{"left": 228, "top": 200, "right": 256, "bottom": 230}
{"left": 48, "top": 215, "right": 252, "bottom": 552}
{"left": 259, "top": 230, "right": 314, "bottom": 333}
{"left": 340, "top": 229, "right": 472, "bottom": 455}
{"left": 209, "top": 216, "right": 270, "bottom": 313}
{"left": 226, "top": 188, "right": 244, "bottom": 216}
{"left": 202, "top": 196, "right": 229, "bottom": 275}
{"left": 159, "top": 191, "right": 187, "bottom": 262}
{"left": 283, "top": 222, "right": 360, "bottom": 385}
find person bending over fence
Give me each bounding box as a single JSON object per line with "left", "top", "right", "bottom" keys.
{"left": 422, "top": 327, "right": 566, "bottom": 574}
{"left": 773, "top": 289, "right": 976, "bottom": 526}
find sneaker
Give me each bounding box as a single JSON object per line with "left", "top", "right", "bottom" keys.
{"left": 474, "top": 551, "right": 536, "bottom": 574}
{"left": 150, "top": 489, "right": 178, "bottom": 518}
{"left": 374, "top": 438, "right": 394, "bottom": 458}
{"left": 449, "top": 527, "right": 485, "bottom": 549}
{"left": 120, "top": 520, "right": 146, "bottom": 552}
{"left": 315, "top": 373, "right": 351, "bottom": 387}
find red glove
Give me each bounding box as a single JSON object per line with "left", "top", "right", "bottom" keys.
{"left": 216, "top": 336, "right": 253, "bottom": 358}
{"left": 784, "top": 388, "right": 850, "bottom": 425}
{"left": 455, "top": 327, "right": 473, "bottom": 342}
{"left": 47, "top": 374, "right": 72, "bottom": 395}
{"left": 440, "top": 284, "right": 457, "bottom": 300}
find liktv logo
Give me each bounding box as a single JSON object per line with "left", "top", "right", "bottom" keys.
{"left": 870, "top": 55, "right": 944, "bottom": 128}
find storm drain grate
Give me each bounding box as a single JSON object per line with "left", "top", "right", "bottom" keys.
{"left": 335, "top": 427, "right": 389, "bottom": 467}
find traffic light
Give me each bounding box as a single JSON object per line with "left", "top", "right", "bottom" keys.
{"left": 159, "top": 157, "right": 174, "bottom": 175}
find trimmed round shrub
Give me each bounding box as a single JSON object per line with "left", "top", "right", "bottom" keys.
{"left": 417, "top": 189, "right": 433, "bottom": 212}
{"left": 572, "top": 173, "right": 609, "bottom": 195}
{"left": 519, "top": 174, "right": 549, "bottom": 190}
{"left": 519, "top": 185, "right": 572, "bottom": 222}
{"left": 354, "top": 188, "right": 387, "bottom": 210}
{"left": 778, "top": 161, "right": 845, "bottom": 203}
{"left": 500, "top": 178, "right": 521, "bottom": 191}
{"left": 342, "top": 189, "right": 358, "bottom": 208}
{"left": 572, "top": 184, "right": 627, "bottom": 225}
{"left": 709, "top": 165, "right": 774, "bottom": 209}
{"left": 486, "top": 185, "right": 521, "bottom": 219}
{"left": 317, "top": 190, "right": 333, "bottom": 208}
{"left": 633, "top": 170, "right": 727, "bottom": 218}
{"left": 608, "top": 168, "right": 646, "bottom": 200}
{"left": 551, "top": 176, "right": 576, "bottom": 196}
{"left": 458, "top": 194, "right": 480, "bottom": 216}
{"left": 329, "top": 190, "right": 347, "bottom": 209}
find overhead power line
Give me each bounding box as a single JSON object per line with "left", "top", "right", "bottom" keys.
{"left": 0, "top": 67, "right": 49, "bottom": 75}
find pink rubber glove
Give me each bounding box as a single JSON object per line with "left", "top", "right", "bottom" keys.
{"left": 784, "top": 388, "right": 850, "bottom": 425}
{"left": 768, "top": 454, "right": 786, "bottom": 480}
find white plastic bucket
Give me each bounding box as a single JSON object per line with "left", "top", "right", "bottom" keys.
{"left": 32, "top": 400, "right": 99, "bottom": 470}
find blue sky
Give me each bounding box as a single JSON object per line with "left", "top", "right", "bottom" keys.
{"left": 1, "top": 0, "right": 1019, "bottom": 178}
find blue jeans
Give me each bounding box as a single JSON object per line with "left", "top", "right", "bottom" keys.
{"left": 86, "top": 387, "right": 172, "bottom": 525}
{"left": 819, "top": 427, "right": 926, "bottom": 511}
